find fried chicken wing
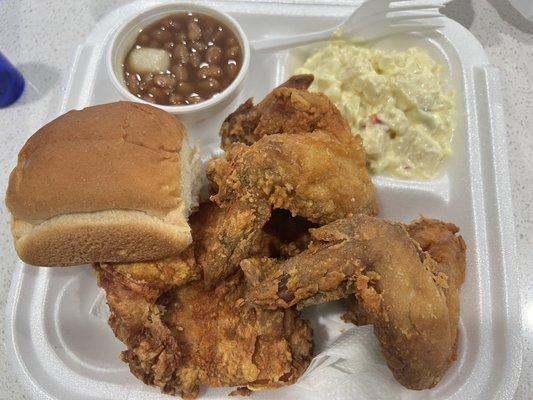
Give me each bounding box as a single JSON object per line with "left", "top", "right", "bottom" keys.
{"left": 405, "top": 217, "right": 466, "bottom": 358}
{"left": 344, "top": 217, "right": 466, "bottom": 358}
{"left": 192, "top": 201, "right": 278, "bottom": 287}
{"left": 203, "top": 131, "right": 377, "bottom": 287}
{"left": 220, "top": 75, "right": 352, "bottom": 149}
{"left": 243, "top": 215, "right": 463, "bottom": 390}
{"left": 97, "top": 271, "right": 312, "bottom": 399}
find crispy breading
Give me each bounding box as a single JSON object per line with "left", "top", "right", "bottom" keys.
{"left": 203, "top": 131, "right": 377, "bottom": 287}
{"left": 220, "top": 74, "right": 353, "bottom": 148}
{"left": 243, "top": 215, "right": 462, "bottom": 390}
{"left": 96, "top": 269, "right": 312, "bottom": 399}
{"left": 97, "top": 247, "right": 198, "bottom": 302}
{"left": 405, "top": 217, "right": 466, "bottom": 359}
{"left": 344, "top": 217, "right": 466, "bottom": 359}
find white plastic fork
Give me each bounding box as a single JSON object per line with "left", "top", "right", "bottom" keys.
{"left": 250, "top": 0, "right": 450, "bottom": 53}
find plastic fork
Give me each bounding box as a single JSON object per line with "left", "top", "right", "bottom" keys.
{"left": 250, "top": 0, "right": 450, "bottom": 53}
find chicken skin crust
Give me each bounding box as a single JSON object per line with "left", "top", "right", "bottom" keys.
{"left": 220, "top": 74, "right": 353, "bottom": 148}
{"left": 344, "top": 217, "right": 466, "bottom": 359}
{"left": 204, "top": 131, "right": 378, "bottom": 287}
{"left": 405, "top": 217, "right": 466, "bottom": 359}
{"left": 95, "top": 202, "right": 313, "bottom": 399}
{"left": 242, "top": 215, "right": 464, "bottom": 390}
{"left": 96, "top": 269, "right": 312, "bottom": 399}
{"left": 96, "top": 247, "right": 199, "bottom": 302}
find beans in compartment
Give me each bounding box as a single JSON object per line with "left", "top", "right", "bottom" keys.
{"left": 122, "top": 12, "right": 243, "bottom": 106}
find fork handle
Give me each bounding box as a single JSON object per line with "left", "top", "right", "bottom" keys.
{"left": 250, "top": 27, "right": 337, "bottom": 53}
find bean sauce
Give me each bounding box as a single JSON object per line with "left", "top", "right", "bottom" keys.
{"left": 123, "top": 13, "right": 243, "bottom": 106}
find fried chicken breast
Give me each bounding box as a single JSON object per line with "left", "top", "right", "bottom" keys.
{"left": 96, "top": 269, "right": 312, "bottom": 399}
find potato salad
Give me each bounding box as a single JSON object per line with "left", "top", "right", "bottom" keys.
{"left": 296, "top": 40, "right": 455, "bottom": 180}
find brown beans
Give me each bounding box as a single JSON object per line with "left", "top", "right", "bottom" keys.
{"left": 197, "top": 65, "right": 222, "bottom": 79}
{"left": 124, "top": 12, "right": 243, "bottom": 105}
{"left": 163, "top": 42, "right": 174, "bottom": 52}
{"left": 191, "top": 41, "right": 208, "bottom": 52}
{"left": 226, "top": 62, "right": 239, "bottom": 80}
{"left": 190, "top": 52, "right": 201, "bottom": 68}
{"left": 202, "top": 26, "right": 215, "bottom": 42}
{"left": 148, "top": 86, "right": 165, "bottom": 99}
{"left": 176, "top": 81, "right": 194, "bottom": 95}
{"left": 210, "top": 28, "right": 224, "bottom": 44}
{"left": 161, "top": 18, "right": 180, "bottom": 30}
{"left": 198, "top": 78, "right": 221, "bottom": 94}
{"left": 175, "top": 32, "right": 187, "bottom": 44}
{"left": 226, "top": 46, "right": 240, "bottom": 59}
{"left": 126, "top": 73, "right": 141, "bottom": 95}
{"left": 170, "top": 65, "right": 189, "bottom": 81}
{"left": 137, "top": 33, "right": 151, "bottom": 46}
{"left": 151, "top": 28, "right": 172, "bottom": 42}
{"left": 187, "top": 22, "right": 202, "bottom": 41}
{"left": 173, "top": 44, "right": 189, "bottom": 64}
{"left": 168, "top": 93, "right": 184, "bottom": 105}
{"left": 153, "top": 74, "right": 176, "bottom": 88}
{"left": 206, "top": 46, "right": 222, "bottom": 64}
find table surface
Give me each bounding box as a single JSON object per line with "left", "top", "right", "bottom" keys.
{"left": 0, "top": 0, "right": 531, "bottom": 399}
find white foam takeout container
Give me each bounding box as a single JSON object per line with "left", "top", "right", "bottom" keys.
{"left": 5, "top": 1, "right": 522, "bottom": 399}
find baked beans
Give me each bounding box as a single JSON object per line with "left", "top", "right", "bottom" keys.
{"left": 123, "top": 12, "right": 243, "bottom": 106}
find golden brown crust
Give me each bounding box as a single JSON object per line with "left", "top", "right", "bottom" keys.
{"left": 6, "top": 101, "right": 186, "bottom": 221}
{"left": 220, "top": 74, "right": 352, "bottom": 149}
{"left": 97, "top": 246, "right": 199, "bottom": 302}
{"left": 243, "top": 215, "right": 459, "bottom": 390}
{"left": 405, "top": 217, "right": 466, "bottom": 360}
{"left": 96, "top": 269, "right": 312, "bottom": 399}
{"left": 202, "top": 132, "right": 377, "bottom": 287}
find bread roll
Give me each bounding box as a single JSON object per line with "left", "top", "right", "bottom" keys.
{"left": 5, "top": 101, "right": 201, "bottom": 266}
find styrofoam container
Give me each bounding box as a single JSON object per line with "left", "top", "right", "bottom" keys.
{"left": 4, "top": 1, "right": 522, "bottom": 400}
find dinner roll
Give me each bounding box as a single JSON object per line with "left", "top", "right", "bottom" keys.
{"left": 5, "top": 101, "right": 201, "bottom": 266}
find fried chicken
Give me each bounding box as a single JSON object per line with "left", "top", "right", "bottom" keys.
{"left": 204, "top": 131, "right": 377, "bottom": 287}
{"left": 243, "top": 215, "right": 464, "bottom": 390}
{"left": 97, "top": 247, "right": 198, "bottom": 302}
{"left": 220, "top": 74, "right": 353, "bottom": 149}
{"left": 96, "top": 202, "right": 313, "bottom": 398}
{"left": 344, "top": 217, "right": 466, "bottom": 359}
{"left": 192, "top": 201, "right": 281, "bottom": 287}
{"left": 406, "top": 217, "right": 466, "bottom": 359}
{"left": 97, "top": 269, "right": 312, "bottom": 399}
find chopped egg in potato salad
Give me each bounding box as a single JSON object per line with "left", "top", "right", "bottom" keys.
{"left": 296, "top": 40, "right": 455, "bottom": 180}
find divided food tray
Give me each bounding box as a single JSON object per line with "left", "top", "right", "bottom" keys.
{"left": 5, "top": 1, "right": 522, "bottom": 399}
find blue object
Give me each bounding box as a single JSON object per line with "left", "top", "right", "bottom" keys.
{"left": 0, "top": 52, "right": 25, "bottom": 108}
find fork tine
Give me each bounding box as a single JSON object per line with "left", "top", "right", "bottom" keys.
{"left": 386, "top": 12, "right": 443, "bottom": 23}
{"left": 389, "top": 17, "right": 446, "bottom": 28}
{"left": 348, "top": 0, "right": 445, "bottom": 28}
{"left": 351, "top": 0, "right": 407, "bottom": 20}
{"left": 347, "top": 13, "right": 445, "bottom": 40}
{"left": 364, "top": 22, "right": 444, "bottom": 42}
{"left": 389, "top": 1, "right": 448, "bottom": 11}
